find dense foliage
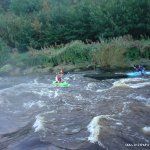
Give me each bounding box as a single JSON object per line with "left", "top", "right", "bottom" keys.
{"left": 0, "top": 37, "right": 148, "bottom": 71}
{"left": 0, "top": 38, "right": 10, "bottom": 66}
{"left": 0, "top": 0, "right": 150, "bottom": 73}
{"left": 0, "top": 0, "right": 150, "bottom": 51}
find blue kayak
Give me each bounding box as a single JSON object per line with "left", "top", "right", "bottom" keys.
{"left": 127, "top": 71, "right": 150, "bottom": 77}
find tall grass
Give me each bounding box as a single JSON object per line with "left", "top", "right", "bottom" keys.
{"left": 9, "top": 40, "right": 92, "bottom": 68}
{"left": 56, "top": 40, "right": 91, "bottom": 65}
{"left": 140, "top": 39, "right": 150, "bottom": 59}
{"left": 0, "top": 38, "right": 10, "bottom": 66}
{"left": 92, "top": 36, "right": 150, "bottom": 69}
{"left": 92, "top": 36, "right": 130, "bottom": 68}
{"left": 1, "top": 37, "right": 150, "bottom": 70}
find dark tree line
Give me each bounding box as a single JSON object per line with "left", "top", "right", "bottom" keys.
{"left": 0, "top": 0, "right": 150, "bottom": 51}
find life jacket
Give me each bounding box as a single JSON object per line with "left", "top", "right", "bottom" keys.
{"left": 56, "top": 74, "right": 62, "bottom": 82}
{"left": 138, "top": 66, "right": 144, "bottom": 72}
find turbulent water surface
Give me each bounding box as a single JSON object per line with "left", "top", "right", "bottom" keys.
{"left": 0, "top": 72, "right": 150, "bottom": 150}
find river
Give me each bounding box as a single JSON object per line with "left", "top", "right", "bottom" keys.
{"left": 0, "top": 72, "right": 150, "bottom": 150}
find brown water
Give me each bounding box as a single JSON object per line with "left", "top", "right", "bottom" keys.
{"left": 0, "top": 73, "right": 150, "bottom": 150}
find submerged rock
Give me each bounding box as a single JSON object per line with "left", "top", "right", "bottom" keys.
{"left": 142, "top": 127, "right": 150, "bottom": 136}
{"left": 84, "top": 73, "right": 127, "bottom": 80}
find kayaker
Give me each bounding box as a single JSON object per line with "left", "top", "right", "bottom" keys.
{"left": 138, "top": 65, "right": 145, "bottom": 75}
{"left": 133, "top": 65, "right": 145, "bottom": 75}
{"left": 133, "top": 65, "right": 139, "bottom": 72}
{"left": 55, "top": 72, "right": 62, "bottom": 83}
{"left": 55, "top": 68, "right": 64, "bottom": 83}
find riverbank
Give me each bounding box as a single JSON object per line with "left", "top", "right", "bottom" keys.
{"left": 0, "top": 63, "right": 92, "bottom": 76}
{"left": 0, "top": 60, "right": 150, "bottom": 77}
{"left": 1, "top": 59, "right": 150, "bottom": 76}
{"left": 1, "top": 63, "right": 150, "bottom": 81}
{"left": 0, "top": 36, "right": 150, "bottom": 76}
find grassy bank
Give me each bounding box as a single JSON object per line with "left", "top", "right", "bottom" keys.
{"left": 0, "top": 36, "right": 150, "bottom": 75}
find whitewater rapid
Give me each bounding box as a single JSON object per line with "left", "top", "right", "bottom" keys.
{"left": 0, "top": 73, "right": 150, "bottom": 150}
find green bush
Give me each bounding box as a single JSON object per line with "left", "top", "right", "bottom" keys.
{"left": 140, "top": 40, "right": 150, "bottom": 59}
{"left": 125, "top": 39, "right": 150, "bottom": 60}
{"left": 0, "top": 38, "right": 10, "bottom": 66}
{"left": 141, "top": 46, "right": 150, "bottom": 59}
{"left": 28, "top": 41, "right": 92, "bottom": 67}
{"left": 10, "top": 0, "right": 42, "bottom": 15}
{"left": 10, "top": 52, "right": 51, "bottom": 67}
{"left": 0, "top": 13, "right": 32, "bottom": 50}
{"left": 2, "top": 36, "right": 150, "bottom": 71}
{"left": 92, "top": 37, "right": 129, "bottom": 68}
{"left": 126, "top": 47, "right": 141, "bottom": 61}
{"left": 1, "top": 0, "right": 150, "bottom": 51}
{"left": 26, "top": 54, "right": 50, "bottom": 67}
{"left": 18, "top": 40, "right": 92, "bottom": 67}
{"left": 10, "top": 53, "right": 29, "bottom": 67}
{"left": 55, "top": 40, "right": 91, "bottom": 65}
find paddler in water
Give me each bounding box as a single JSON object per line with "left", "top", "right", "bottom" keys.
{"left": 138, "top": 65, "right": 145, "bottom": 75}
{"left": 133, "top": 65, "right": 145, "bottom": 75}
{"left": 55, "top": 68, "right": 64, "bottom": 83}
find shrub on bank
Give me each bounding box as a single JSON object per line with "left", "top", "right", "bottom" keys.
{"left": 0, "top": 38, "right": 10, "bottom": 66}
{"left": 57, "top": 40, "right": 91, "bottom": 65}
{"left": 92, "top": 36, "right": 130, "bottom": 68}
{"left": 9, "top": 41, "right": 91, "bottom": 68}
{"left": 1, "top": 37, "right": 150, "bottom": 72}
{"left": 92, "top": 36, "right": 150, "bottom": 69}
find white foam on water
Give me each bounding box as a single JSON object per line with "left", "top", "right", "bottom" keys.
{"left": 64, "top": 76, "right": 71, "bottom": 80}
{"left": 86, "top": 83, "right": 96, "bottom": 91}
{"left": 121, "top": 78, "right": 147, "bottom": 82}
{"left": 33, "top": 78, "right": 38, "bottom": 84}
{"left": 64, "top": 127, "right": 81, "bottom": 134}
{"left": 87, "top": 115, "right": 115, "bottom": 146}
{"left": 32, "top": 89, "right": 53, "bottom": 98}
{"left": 62, "top": 99, "right": 76, "bottom": 108}
{"left": 113, "top": 78, "right": 150, "bottom": 89}
{"left": 119, "top": 102, "right": 131, "bottom": 116}
{"left": 128, "top": 82, "right": 150, "bottom": 88}
{"left": 96, "top": 89, "right": 107, "bottom": 92}
{"left": 23, "top": 102, "right": 36, "bottom": 108}
{"left": 44, "top": 110, "right": 56, "bottom": 114}
{"left": 33, "top": 114, "right": 45, "bottom": 132}
{"left": 64, "top": 74, "right": 78, "bottom": 81}
{"left": 23, "top": 101, "right": 45, "bottom": 109}
{"left": 0, "top": 81, "right": 50, "bottom": 97}
{"left": 142, "top": 127, "right": 150, "bottom": 135}
{"left": 135, "top": 95, "right": 150, "bottom": 101}
{"left": 127, "top": 94, "right": 150, "bottom": 105}
{"left": 76, "top": 137, "right": 87, "bottom": 141}
{"left": 116, "top": 122, "right": 123, "bottom": 126}
{"left": 75, "top": 94, "right": 83, "bottom": 101}
{"left": 87, "top": 116, "right": 101, "bottom": 144}
{"left": 113, "top": 80, "right": 129, "bottom": 88}
{"left": 36, "top": 101, "right": 46, "bottom": 108}
{"left": 54, "top": 89, "right": 59, "bottom": 98}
